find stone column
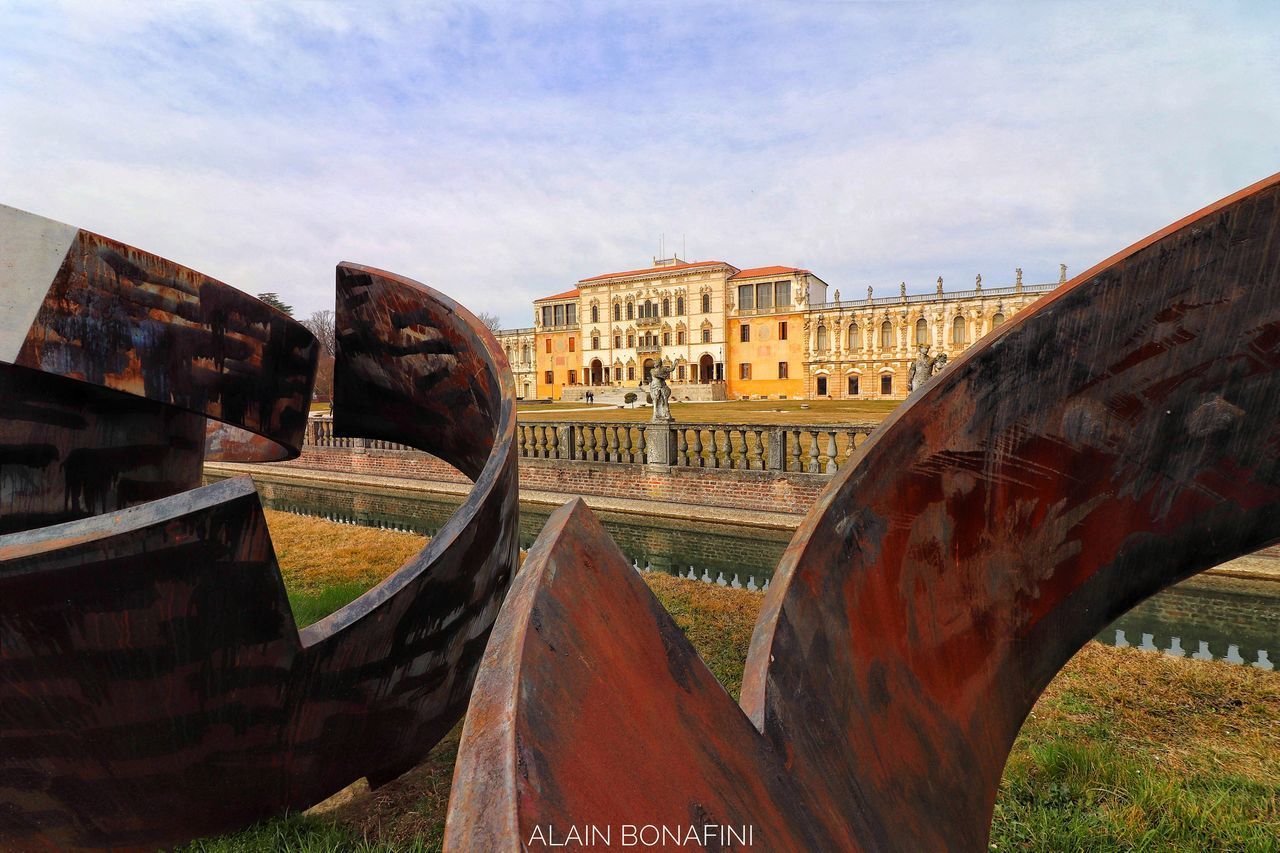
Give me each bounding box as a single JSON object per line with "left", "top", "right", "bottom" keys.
{"left": 644, "top": 423, "right": 676, "bottom": 466}
{"left": 766, "top": 428, "right": 785, "bottom": 470}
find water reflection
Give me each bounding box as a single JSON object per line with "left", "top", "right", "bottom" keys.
{"left": 210, "top": 473, "right": 1277, "bottom": 669}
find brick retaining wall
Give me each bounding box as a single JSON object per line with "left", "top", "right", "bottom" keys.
{"left": 271, "top": 445, "right": 829, "bottom": 516}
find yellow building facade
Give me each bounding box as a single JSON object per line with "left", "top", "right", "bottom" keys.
{"left": 522, "top": 259, "right": 1060, "bottom": 401}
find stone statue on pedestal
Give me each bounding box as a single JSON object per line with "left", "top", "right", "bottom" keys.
{"left": 650, "top": 360, "right": 674, "bottom": 422}
{"left": 907, "top": 344, "right": 948, "bottom": 393}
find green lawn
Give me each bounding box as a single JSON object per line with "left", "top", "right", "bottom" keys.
{"left": 188, "top": 512, "right": 1280, "bottom": 852}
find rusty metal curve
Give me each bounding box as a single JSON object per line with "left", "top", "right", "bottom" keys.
{"left": 0, "top": 212, "right": 519, "bottom": 849}
{"left": 445, "top": 173, "right": 1280, "bottom": 851}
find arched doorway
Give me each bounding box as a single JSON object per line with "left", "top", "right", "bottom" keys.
{"left": 698, "top": 354, "right": 714, "bottom": 383}
{"left": 642, "top": 358, "right": 655, "bottom": 383}
{"left": 590, "top": 359, "right": 603, "bottom": 385}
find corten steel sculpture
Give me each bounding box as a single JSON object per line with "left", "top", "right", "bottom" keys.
{"left": 445, "top": 173, "right": 1280, "bottom": 851}
{"left": 0, "top": 205, "right": 520, "bottom": 849}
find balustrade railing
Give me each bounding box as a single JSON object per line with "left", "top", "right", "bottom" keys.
{"left": 304, "top": 415, "right": 877, "bottom": 475}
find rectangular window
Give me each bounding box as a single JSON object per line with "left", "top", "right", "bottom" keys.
{"left": 627, "top": 303, "right": 634, "bottom": 319}
{"left": 775, "top": 281, "right": 791, "bottom": 307}
{"left": 568, "top": 369, "right": 576, "bottom": 384}
{"left": 778, "top": 362, "right": 789, "bottom": 379}
{"left": 591, "top": 336, "right": 599, "bottom": 349}
{"left": 848, "top": 375, "right": 860, "bottom": 395}
{"left": 545, "top": 339, "right": 552, "bottom": 353}
{"left": 614, "top": 335, "right": 621, "bottom": 349}
{"left": 740, "top": 325, "right": 750, "bottom": 342}
{"left": 542, "top": 306, "right": 553, "bottom": 327}
{"left": 614, "top": 366, "right": 622, "bottom": 381}
{"left": 881, "top": 374, "right": 893, "bottom": 395}
{"left": 678, "top": 331, "right": 686, "bottom": 344}
{"left": 701, "top": 294, "right": 710, "bottom": 313}
{"left": 756, "top": 283, "right": 773, "bottom": 310}
{"left": 554, "top": 304, "right": 565, "bottom": 326}
{"left": 739, "top": 363, "right": 752, "bottom": 380}
{"left": 544, "top": 370, "right": 553, "bottom": 384}
{"left": 566, "top": 304, "right": 576, "bottom": 325}
{"left": 677, "top": 365, "right": 685, "bottom": 381}
{"left": 627, "top": 366, "right": 635, "bottom": 380}
{"left": 663, "top": 332, "right": 671, "bottom": 345}
{"left": 613, "top": 304, "right": 621, "bottom": 321}
{"left": 737, "top": 284, "right": 754, "bottom": 310}
{"left": 779, "top": 321, "right": 788, "bottom": 340}
{"left": 816, "top": 376, "right": 828, "bottom": 396}
{"left": 627, "top": 334, "right": 634, "bottom": 347}
{"left": 568, "top": 338, "right": 575, "bottom": 352}
{"left": 701, "top": 328, "right": 711, "bottom": 343}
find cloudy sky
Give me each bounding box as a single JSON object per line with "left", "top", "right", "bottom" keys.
{"left": 2, "top": 1, "right": 1277, "bottom": 327}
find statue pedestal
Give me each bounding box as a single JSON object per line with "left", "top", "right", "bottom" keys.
{"left": 644, "top": 423, "right": 676, "bottom": 465}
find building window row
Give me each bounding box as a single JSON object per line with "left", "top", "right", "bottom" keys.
{"left": 540, "top": 303, "right": 577, "bottom": 327}
{"left": 736, "top": 280, "right": 792, "bottom": 311}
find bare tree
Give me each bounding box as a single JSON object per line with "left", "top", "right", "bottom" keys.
{"left": 301, "top": 309, "right": 336, "bottom": 357}
{"left": 300, "top": 310, "right": 336, "bottom": 401}
{"left": 475, "top": 311, "right": 503, "bottom": 333}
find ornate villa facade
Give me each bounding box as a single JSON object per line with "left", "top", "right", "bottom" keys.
{"left": 499, "top": 258, "right": 1061, "bottom": 401}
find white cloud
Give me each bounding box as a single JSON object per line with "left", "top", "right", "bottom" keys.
{"left": 1, "top": 0, "right": 1277, "bottom": 326}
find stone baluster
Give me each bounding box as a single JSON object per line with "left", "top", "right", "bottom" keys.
{"left": 750, "top": 428, "right": 765, "bottom": 470}
{"left": 547, "top": 426, "right": 559, "bottom": 459}
{"left": 789, "top": 429, "right": 802, "bottom": 472}
{"left": 573, "top": 425, "right": 584, "bottom": 461}
{"left": 677, "top": 429, "right": 688, "bottom": 466}
{"left": 714, "top": 429, "right": 729, "bottom": 469}
{"left": 608, "top": 426, "right": 620, "bottom": 462}
{"left": 584, "top": 425, "right": 597, "bottom": 461}
{"left": 535, "top": 426, "right": 546, "bottom": 458}
{"left": 807, "top": 429, "right": 820, "bottom": 473}
{"left": 636, "top": 426, "right": 649, "bottom": 462}
{"left": 691, "top": 429, "right": 704, "bottom": 467}
{"left": 733, "top": 429, "right": 748, "bottom": 469}
{"left": 825, "top": 430, "right": 838, "bottom": 474}
{"left": 620, "top": 427, "right": 633, "bottom": 462}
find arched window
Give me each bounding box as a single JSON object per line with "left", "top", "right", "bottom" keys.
{"left": 880, "top": 320, "right": 893, "bottom": 349}
{"left": 992, "top": 312, "right": 1006, "bottom": 327}
{"left": 701, "top": 294, "right": 710, "bottom": 313}
{"left": 953, "top": 315, "right": 967, "bottom": 344}
{"left": 627, "top": 302, "right": 634, "bottom": 320}
{"left": 521, "top": 344, "right": 529, "bottom": 363}
{"left": 613, "top": 303, "right": 621, "bottom": 322}
{"left": 662, "top": 298, "right": 670, "bottom": 316}
{"left": 591, "top": 305, "right": 599, "bottom": 323}
{"left": 677, "top": 296, "right": 684, "bottom": 315}
{"left": 848, "top": 320, "right": 860, "bottom": 349}
{"left": 915, "top": 318, "right": 928, "bottom": 345}
{"left": 816, "top": 325, "right": 829, "bottom": 352}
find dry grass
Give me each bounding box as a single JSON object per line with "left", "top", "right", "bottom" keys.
{"left": 193, "top": 513, "right": 1280, "bottom": 851}
{"left": 266, "top": 510, "right": 426, "bottom": 598}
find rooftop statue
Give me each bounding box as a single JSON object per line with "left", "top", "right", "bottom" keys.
{"left": 444, "top": 173, "right": 1280, "bottom": 851}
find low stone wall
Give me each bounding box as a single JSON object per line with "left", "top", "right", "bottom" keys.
{"left": 268, "top": 444, "right": 829, "bottom": 516}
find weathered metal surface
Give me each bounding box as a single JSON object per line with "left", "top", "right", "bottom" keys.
{"left": 0, "top": 210, "right": 519, "bottom": 850}
{"left": 445, "top": 172, "right": 1280, "bottom": 851}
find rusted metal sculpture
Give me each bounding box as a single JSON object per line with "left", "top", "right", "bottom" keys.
{"left": 0, "top": 205, "right": 519, "bottom": 849}
{"left": 445, "top": 173, "right": 1280, "bottom": 851}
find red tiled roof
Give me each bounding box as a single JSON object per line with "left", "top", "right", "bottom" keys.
{"left": 533, "top": 287, "right": 580, "bottom": 303}
{"left": 578, "top": 260, "right": 734, "bottom": 283}
{"left": 728, "top": 265, "right": 809, "bottom": 280}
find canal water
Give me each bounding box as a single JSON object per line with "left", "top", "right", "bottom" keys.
{"left": 209, "top": 473, "right": 1279, "bottom": 671}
